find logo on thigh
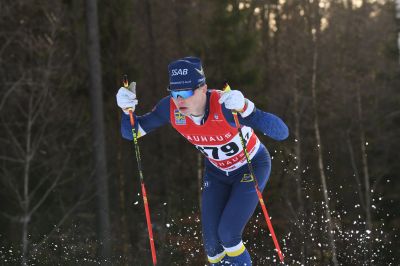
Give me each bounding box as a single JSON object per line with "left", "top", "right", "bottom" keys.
{"left": 240, "top": 173, "right": 254, "bottom": 182}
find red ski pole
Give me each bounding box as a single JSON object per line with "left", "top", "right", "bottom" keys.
{"left": 223, "top": 83, "right": 285, "bottom": 263}
{"left": 123, "top": 75, "right": 157, "bottom": 265}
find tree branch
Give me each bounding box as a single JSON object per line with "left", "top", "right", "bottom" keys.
{"left": 28, "top": 154, "right": 71, "bottom": 217}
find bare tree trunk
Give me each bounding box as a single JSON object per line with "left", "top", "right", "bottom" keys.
{"left": 292, "top": 74, "right": 307, "bottom": 265}
{"left": 345, "top": 131, "right": 365, "bottom": 209}
{"left": 293, "top": 89, "right": 303, "bottom": 212}
{"left": 144, "top": 0, "right": 158, "bottom": 90}
{"left": 356, "top": 85, "right": 372, "bottom": 232}
{"left": 117, "top": 130, "right": 130, "bottom": 264}
{"left": 261, "top": 2, "right": 271, "bottom": 92}
{"left": 21, "top": 214, "right": 30, "bottom": 266}
{"left": 310, "top": 17, "right": 339, "bottom": 266}
{"left": 397, "top": 0, "right": 400, "bottom": 64}
{"left": 85, "top": 0, "right": 111, "bottom": 261}
{"left": 21, "top": 103, "right": 33, "bottom": 265}
{"left": 272, "top": 2, "right": 281, "bottom": 70}
{"left": 173, "top": 0, "right": 184, "bottom": 53}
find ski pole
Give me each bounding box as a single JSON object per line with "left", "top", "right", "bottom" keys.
{"left": 222, "top": 83, "right": 285, "bottom": 263}
{"left": 123, "top": 75, "right": 157, "bottom": 265}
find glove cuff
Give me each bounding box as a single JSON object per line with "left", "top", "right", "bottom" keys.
{"left": 122, "top": 107, "right": 135, "bottom": 115}
{"left": 239, "top": 99, "right": 255, "bottom": 118}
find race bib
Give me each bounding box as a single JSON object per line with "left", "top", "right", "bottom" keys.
{"left": 191, "top": 126, "right": 260, "bottom": 171}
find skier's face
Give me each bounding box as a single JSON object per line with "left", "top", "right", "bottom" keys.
{"left": 173, "top": 84, "right": 207, "bottom": 116}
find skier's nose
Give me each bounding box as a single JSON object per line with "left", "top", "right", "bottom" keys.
{"left": 177, "top": 96, "right": 185, "bottom": 104}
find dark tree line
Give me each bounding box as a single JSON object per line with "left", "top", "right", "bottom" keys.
{"left": 0, "top": 0, "right": 399, "bottom": 265}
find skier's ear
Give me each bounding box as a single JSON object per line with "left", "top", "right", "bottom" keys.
{"left": 201, "top": 84, "right": 207, "bottom": 93}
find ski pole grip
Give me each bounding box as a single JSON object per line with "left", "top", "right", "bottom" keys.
{"left": 222, "top": 82, "right": 239, "bottom": 118}
{"left": 123, "top": 74, "right": 129, "bottom": 88}
{"left": 122, "top": 74, "right": 135, "bottom": 126}
{"left": 223, "top": 82, "right": 231, "bottom": 93}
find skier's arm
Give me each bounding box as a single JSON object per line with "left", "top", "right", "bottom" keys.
{"left": 121, "top": 96, "right": 171, "bottom": 140}
{"left": 220, "top": 90, "right": 289, "bottom": 141}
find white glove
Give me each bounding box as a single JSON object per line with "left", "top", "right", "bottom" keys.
{"left": 219, "top": 90, "right": 245, "bottom": 111}
{"left": 219, "top": 89, "right": 255, "bottom": 118}
{"left": 116, "top": 82, "right": 138, "bottom": 114}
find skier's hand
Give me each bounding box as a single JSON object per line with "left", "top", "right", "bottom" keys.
{"left": 219, "top": 89, "right": 255, "bottom": 118}
{"left": 116, "top": 82, "right": 138, "bottom": 114}
{"left": 219, "top": 90, "right": 245, "bottom": 111}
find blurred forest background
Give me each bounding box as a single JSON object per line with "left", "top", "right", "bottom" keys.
{"left": 1, "top": 0, "right": 399, "bottom": 265}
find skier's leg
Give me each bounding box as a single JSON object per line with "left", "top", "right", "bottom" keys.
{"left": 218, "top": 155, "right": 271, "bottom": 265}
{"left": 201, "top": 174, "right": 231, "bottom": 265}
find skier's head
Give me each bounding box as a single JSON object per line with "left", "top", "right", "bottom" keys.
{"left": 168, "top": 57, "right": 207, "bottom": 116}
{"left": 167, "top": 56, "right": 206, "bottom": 95}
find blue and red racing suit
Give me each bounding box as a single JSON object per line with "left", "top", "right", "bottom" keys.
{"left": 120, "top": 90, "right": 288, "bottom": 265}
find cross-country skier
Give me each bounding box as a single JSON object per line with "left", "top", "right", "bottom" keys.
{"left": 116, "top": 56, "right": 288, "bottom": 265}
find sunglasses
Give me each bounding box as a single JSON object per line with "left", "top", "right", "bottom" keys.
{"left": 169, "top": 89, "right": 194, "bottom": 99}
{"left": 167, "top": 83, "right": 205, "bottom": 99}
